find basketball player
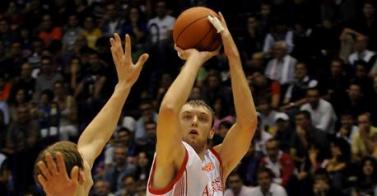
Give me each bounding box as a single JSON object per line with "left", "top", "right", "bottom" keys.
{"left": 147, "top": 13, "right": 257, "bottom": 195}
{"left": 33, "top": 33, "right": 149, "bottom": 196}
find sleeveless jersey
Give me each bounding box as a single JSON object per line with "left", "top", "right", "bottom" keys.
{"left": 147, "top": 142, "right": 224, "bottom": 196}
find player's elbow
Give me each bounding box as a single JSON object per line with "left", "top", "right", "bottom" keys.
{"left": 159, "top": 102, "right": 179, "bottom": 115}
{"left": 239, "top": 115, "right": 257, "bottom": 132}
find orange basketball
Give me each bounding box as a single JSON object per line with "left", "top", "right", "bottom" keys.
{"left": 173, "top": 7, "right": 222, "bottom": 51}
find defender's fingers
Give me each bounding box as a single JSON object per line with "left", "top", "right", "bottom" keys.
{"left": 135, "top": 53, "right": 149, "bottom": 68}
{"left": 37, "top": 174, "right": 48, "bottom": 189}
{"left": 45, "top": 153, "right": 58, "bottom": 175}
{"left": 37, "top": 161, "right": 51, "bottom": 179}
{"left": 125, "top": 34, "right": 132, "bottom": 60}
{"left": 70, "top": 166, "right": 79, "bottom": 184}
{"left": 55, "top": 152, "right": 67, "bottom": 177}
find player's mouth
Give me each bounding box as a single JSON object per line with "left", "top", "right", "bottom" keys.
{"left": 189, "top": 129, "right": 199, "bottom": 135}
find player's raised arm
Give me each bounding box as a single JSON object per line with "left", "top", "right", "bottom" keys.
{"left": 154, "top": 46, "right": 218, "bottom": 187}
{"left": 210, "top": 14, "right": 258, "bottom": 179}
{"left": 77, "top": 33, "right": 149, "bottom": 168}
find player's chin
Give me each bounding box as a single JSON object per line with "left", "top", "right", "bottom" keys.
{"left": 184, "top": 135, "right": 198, "bottom": 144}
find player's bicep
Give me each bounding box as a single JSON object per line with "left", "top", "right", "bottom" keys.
{"left": 214, "top": 123, "right": 255, "bottom": 178}
{"left": 155, "top": 107, "right": 185, "bottom": 164}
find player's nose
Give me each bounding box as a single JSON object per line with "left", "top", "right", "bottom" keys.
{"left": 192, "top": 115, "right": 198, "bottom": 125}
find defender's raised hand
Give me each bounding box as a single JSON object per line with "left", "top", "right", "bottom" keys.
{"left": 37, "top": 152, "right": 84, "bottom": 196}
{"left": 110, "top": 33, "right": 149, "bottom": 87}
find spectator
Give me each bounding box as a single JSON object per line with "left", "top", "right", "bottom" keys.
{"left": 351, "top": 113, "right": 377, "bottom": 161}
{"left": 263, "top": 20, "right": 294, "bottom": 54}
{"left": 249, "top": 71, "right": 281, "bottom": 109}
{"left": 238, "top": 142, "right": 264, "bottom": 186}
{"left": 104, "top": 145, "right": 137, "bottom": 192}
{"left": 282, "top": 62, "right": 318, "bottom": 111}
{"left": 92, "top": 179, "right": 114, "bottom": 196}
{"left": 341, "top": 82, "right": 370, "bottom": 119}
{"left": 134, "top": 100, "right": 157, "bottom": 143}
{"left": 53, "top": 81, "right": 78, "bottom": 140}
{"left": 35, "top": 55, "right": 64, "bottom": 97}
{"left": 290, "top": 111, "right": 330, "bottom": 165}
{"left": 310, "top": 170, "right": 342, "bottom": 196}
{"left": 147, "top": 0, "right": 175, "bottom": 44}
{"left": 35, "top": 89, "right": 60, "bottom": 139}
{"left": 134, "top": 151, "right": 150, "bottom": 182}
{"left": 0, "top": 152, "right": 12, "bottom": 194}
{"left": 300, "top": 87, "right": 337, "bottom": 134}
{"left": 348, "top": 35, "right": 376, "bottom": 69}
{"left": 224, "top": 172, "right": 253, "bottom": 196}
{"left": 260, "top": 138, "right": 294, "bottom": 186}
{"left": 38, "top": 14, "right": 62, "bottom": 47}
{"left": 336, "top": 112, "right": 358, "bottom": 144}
{"left": 115, "top": 175, "right": 136, "bottom": 196}
{"left": 212, "top": 97, "right": 234, "bottom": 133}
{"left": 354, "top": 157, "right": 377, "bottom": 195}
{"left": 101, "top": 3, "right": 124, "bottom": 37}
{"left": 62, "top": 14, "right": 84, "bottom": 52}
{"left": 273, "top": 112, "right": 293, "bottom": 152}
{"left": 104, "top": 127, "right": 137, "bottom": 169}
{"left": 0, "top": 75, "right": 11, "bottom": 125}
{"left": 320, "top": 138, "right": 350, "bottom": 190}
{"left": 10, "top": 62, "right": 36, "bottom": 100}
{"left": 264, "top": 41, "right": 297, "bottom": 85}
{"left": 121, "top": 6, "right": 148, "bottom": 45}
{"left": 82, "top": 16, "right": 103, "bottom": 50}
{"left": 249, "top": 167, "right": 288, "bottom": 196}
{"left": 253, "top": 113, "right": 272, "bottom": 154}
{"left": 322, "top": 58, "right": 351, "bottom": 114}
{"left": 239, "top": 16, "right": 264, "bottom": 61}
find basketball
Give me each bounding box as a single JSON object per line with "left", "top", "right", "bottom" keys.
{"left": 173, "top": 7, "right": 222, "bottom": 51}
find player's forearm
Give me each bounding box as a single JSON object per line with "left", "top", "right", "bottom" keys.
{"left": 160, "top": 56, "right": 202, "bottom": 112}
{"left": 224, "top": 34, "right": 257, "bottom": 129}
{"left": 78, "top": 84, "right": 130, "bottom": 157}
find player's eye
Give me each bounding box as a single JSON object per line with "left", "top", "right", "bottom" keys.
{"left": 183, "top": 114, "right": 192, "bottom": 120}
{"left": 198, "top": 116, "right": 208, "bottom": 122}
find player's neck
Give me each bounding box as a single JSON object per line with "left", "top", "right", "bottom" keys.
{"left": 195, "top": 145, "right": 209, "bottom": 160}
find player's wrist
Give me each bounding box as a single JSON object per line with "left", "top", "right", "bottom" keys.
{"left": 115, "top": 82, "right": 132, "bottom": 92}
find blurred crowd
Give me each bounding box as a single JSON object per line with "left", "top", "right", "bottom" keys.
{"left": 0, "top": 0, "right": 377, "bottom": 195}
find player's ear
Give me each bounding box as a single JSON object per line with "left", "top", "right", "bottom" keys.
{"left": 208, "top": 127, "right": 215, "bottom": 140}
{"left": 78, "top": 170, "right": 86, "bottom": 185}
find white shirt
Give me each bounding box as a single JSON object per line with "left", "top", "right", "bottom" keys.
{"left": 147, "top": 142, "right": 224, "bottom": 196}
{"left": 300, "top": 99, "right": 337, "bottom": 133}
{"left": 265, "top": 55, "right": 297, "bottom": 85}
{"left": 348, "top": 50, "right": 376, "bottom": 65}
{"left": 249, "top": 183, "right": 287, "bottom": 196}
{"left": 148, "top": 15, "right": 176, "bottom": 43}
{"left": 224, "top": 186, "right": 254, "bottom": 196}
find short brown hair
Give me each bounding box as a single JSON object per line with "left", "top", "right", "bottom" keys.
{"left": 186, "top": 99, "right": 215, "bottom": 126}
{"left": 34, "top": 141, "right": 83, "bottom": 184}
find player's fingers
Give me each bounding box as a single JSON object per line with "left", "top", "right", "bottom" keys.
{"left": 55, "top": 152, "right": 67, "bottom": 176}
{"left": 45, "top": 153, "right": 58, "bottom": 175}
{"left": 135, "top": 53, "right": 149, "bottom": 68}
{"left": 125, "top": 34, "right": 132, "bottom": 62}
{"left": 109, "top": 37, "right": 115, "bottom": 47}
{"left": 78, "top": 170, "right": 86, "bottom": 185}
{"left": 37, "top": 161, "right": 51, "bottom": 179}
{"left": 114, "top": 33, "right": 124, "bottom": 54}
{"left": 37, "top": 174, "right": 48, "bottom": 189}
{"left": 218, "top": 12, "right": 225, "bottom": 22}
{"left": 70, "top": 166, "right": 79, "bottom": 184}
{"left": 207, "top": 15, "right": 224, "bottom": 33}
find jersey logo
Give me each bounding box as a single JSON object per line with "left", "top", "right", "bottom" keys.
{"left": 202, "top": 163, "right": 214, "bottom": 172}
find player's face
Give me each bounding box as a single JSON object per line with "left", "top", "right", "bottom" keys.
{"left": 180, "top": 104, "right": 214, "bottom": 150}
